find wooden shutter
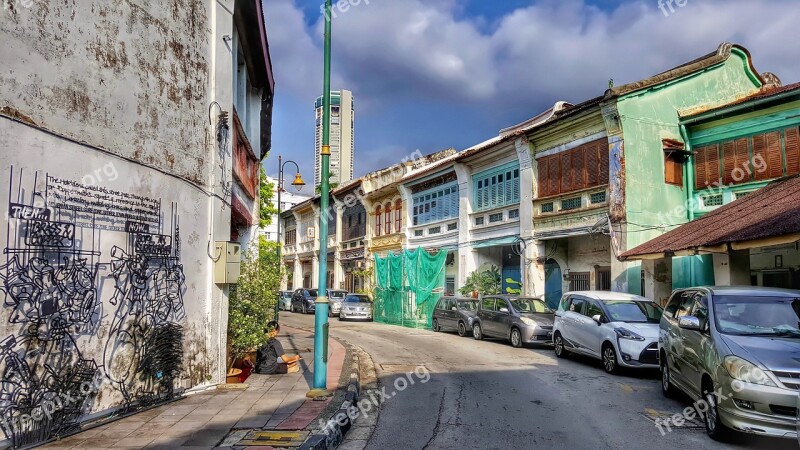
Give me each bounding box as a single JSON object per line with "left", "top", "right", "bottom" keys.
{"left": 721, "top": 141, "right": 736, "bottom": 185}
{"left": 767, "top": 131, "right": 784, "bottom": 179}
{"left": 538, "top": 157, "right": 549, "bottom": 197}
{"left": 573, "top": 147, "right": 586, "bottom": 190}
{"left": 786, "top": 127, "right": 800, "bottom": 176}
{"left": 753, "top": 134, "right": 769, "bottom": 181}
{"left": 549, "top": 154, "right": 560, "bottom": 195}
{"left": 561, "top": 152, "right": 571, "bottom": 192}
{"left": 586, "top": 143, "right": 599, "bottom": 186}
{"left": 598, "top": 142, "right": 610, "bottom": 185}
{"left": 734, "top": 137, "right": 750, "bottom": 184}
{"left": 694, "top": 145, "right": 708, "bottom": 189}
{"left": 664, "top": 153, "right": 683, "bottom": 186}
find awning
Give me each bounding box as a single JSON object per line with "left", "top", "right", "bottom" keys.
{"left": 472, "top": 236, "right": 520, "bottom": 249}
{"left": 620, "top": 175, "right": 800, "bottom": 261}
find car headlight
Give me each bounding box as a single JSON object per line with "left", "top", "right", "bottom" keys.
{"left": 724, "top": 356, "right": 777, "bottom": 387}
{"left": 520, "top": 317, "right": 536, "bottom": 326}
{"left": 614, "top": 327, "right": 645, "bottom": 341}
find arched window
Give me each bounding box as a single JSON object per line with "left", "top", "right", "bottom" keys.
{"left": 375, "top": 205, "right": 382, "bottom": 237}
{"left": 384, "top": 202, "right": 392, "bottom": 235}
{"left": 394, "top": 199, "right": 402, "bottom": 231}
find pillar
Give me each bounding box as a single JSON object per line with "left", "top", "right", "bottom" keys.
{"left": 713, "top": 250, "right": 751, "bottom": 286}
{"left": 642, "top": 257, "right": 673, "bottom": 306}
{"left": 526, "top": 242, "right": 547, "bottom": 298}
{"left": 293, "top": 258, "right": 302, "bottom": 290}
{"left": 312, "top": 254, "right": 320, "bottom": 288}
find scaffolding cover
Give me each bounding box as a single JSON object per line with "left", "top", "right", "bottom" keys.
{"left": 373, "top": 248, "right": 447, "bottom": 329}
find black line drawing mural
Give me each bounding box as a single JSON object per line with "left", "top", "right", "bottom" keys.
{"left": 0, "top": 166, "right": 187, "bottom": 448}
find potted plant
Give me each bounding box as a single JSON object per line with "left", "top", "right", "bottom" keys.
{"left": 226, "top": 238, "right": 283, "bottom": 383}
{"left": 458, "top": 265, "right": 502, "bottom": 298}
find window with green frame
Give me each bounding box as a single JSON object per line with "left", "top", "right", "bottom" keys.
{"left": 473, "top": 162, "right": 520, "bottom": 211}
{"left": 412, "top": 182, "right": 459, "bottom": 226}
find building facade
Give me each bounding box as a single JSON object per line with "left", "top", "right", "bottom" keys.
{"left": 259, "top": 175, "right": 310, "bottom": 242}
{"left": 314, "top": 90, "right": 355, "bottom": 187}
{"left": 0, "top": 1, "right": 273, "bottom": 446}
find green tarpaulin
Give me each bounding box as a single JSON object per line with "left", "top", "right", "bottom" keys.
{"left": 373, "top": 248, "right": 447, "bottom": 329}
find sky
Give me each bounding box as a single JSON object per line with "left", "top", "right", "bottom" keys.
{"left": 261, "top": 0, "right": 800, "bottom": 195}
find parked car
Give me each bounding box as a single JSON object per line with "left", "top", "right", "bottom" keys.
{"left": 659, "top": 286, "right": 800, "bottom": 441}
{"left": 278, "top": 291, "right": 293, "bottom": 311}
{"left": 327, "top": 289, "right": 348, "bottom": 317}
{"left": 472, "top": 295, "right": 554, "bottom": 347}
{"left": 432, "top": 296, "right": 478, "bottom": 337}
{"left": 553, "top": 291, "right": 662, "bottom": 374}
{"left": 291, "top": 288, "right": 318, "bottom": 314}
{"left": 339, "top": 294, "right": 373, "bottom": 321}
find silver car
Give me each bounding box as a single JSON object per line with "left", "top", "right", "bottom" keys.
{"left": 660, "top": 286, "right": 800, "bottom": 441}
{"left": 472, "top": 296, "right": 555, "bottom": 347}
{"left": 553, "top": 291, "right": 662, "bottom": 374}
{"left": 278, "top": 291, "right": 293, "bottom": 311}
{"left": 327, "top": 289, "right": 348, "bottom": 317}
{"left": 339, "top": 294, "right": 373, "bottom": 321}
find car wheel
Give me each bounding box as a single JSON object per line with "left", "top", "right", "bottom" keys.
{"left": 702, "top": 382, "right": 730, "bottom": 441}
{"left": 302, "top": 304, "right": 307, "bottom": 314}
{"left": 553, "top": 332, "right": 569, "bottom": 358}
{"left": 457, "top": 321, "right": 467, "bottom": 337}
{"left": 510, "top": 328, "right": 522, "bottom": 348}
{"left": 660, "top": 356, "right": 678, "bottom": 398}
{"left": 472, "top": 323, "right": 483, "bottom": 340}
{"left": 601, "top": 343, "right": 618, "bottom": 374}
{"left": 432, "top": 318, "right": 440, "bottom": 332}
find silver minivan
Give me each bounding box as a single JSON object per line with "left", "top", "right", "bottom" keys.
{"left": 659, "top": 286, "right": 800, "bottom": 441}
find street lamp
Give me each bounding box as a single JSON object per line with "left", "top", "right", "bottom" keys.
{"left": 276, "top": 155, "right": 305, "bottom": 323}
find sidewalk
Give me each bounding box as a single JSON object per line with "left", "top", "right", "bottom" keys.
{"left": 40, "top": 326, "right": 346, "bottom": 450}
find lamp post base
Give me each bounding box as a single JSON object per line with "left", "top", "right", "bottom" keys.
{"left": 305, "top": 388, "right": 332, "bottom": 399}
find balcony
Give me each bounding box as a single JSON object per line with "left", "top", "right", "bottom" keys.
{"left": 535, "top": 188, "right": 608, "bottom": 218}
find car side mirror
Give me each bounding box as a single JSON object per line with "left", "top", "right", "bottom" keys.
{"left": 678, "top": 316, "right": 702, "bottom": 331}
{"left": 592, "top": 314, "right": 603, "bottom": 325}
{"left": 499, "top": 307, "right": 509, "bottom": 314}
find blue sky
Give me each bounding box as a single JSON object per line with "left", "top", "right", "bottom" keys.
{"left": 262, "top": 0, "right": 799, "bottom": 194}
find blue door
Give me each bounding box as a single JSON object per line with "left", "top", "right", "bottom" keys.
{"left": 544, "top": 259, "right": 562, "bottom": 309}
{"left": 502, "top": 267, "right": 522, "bottom": 294}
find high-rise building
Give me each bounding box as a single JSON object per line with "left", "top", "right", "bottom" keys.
{"left": 315, "top": 90, "right": 354, "bottom": 187}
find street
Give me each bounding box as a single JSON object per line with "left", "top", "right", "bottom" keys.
{"left": 281, "top": 313, "right": 796, "bottom": 450}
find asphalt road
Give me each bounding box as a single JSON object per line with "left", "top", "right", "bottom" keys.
{"left": 280, "top": 312, "right": 798, "bottom": 450}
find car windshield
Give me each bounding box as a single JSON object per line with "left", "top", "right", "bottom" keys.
{"left": 328, "top": 291, "right": 347, "bottom": 299}
{"left": 458, "top": 300, "right": 477, "bottom": 311}
{"left": 345, "top": 295, "right": 371, "bottom": 303}
{"left": 604, "top": 300, "right": 662, "bottom": 323}
{"left": 510, "top": 298, "right": 552, "bottom": 314}
{"left": 714, "top": 295, "right": 800, "bottom": 337}
{"left": 308, "top": 289, "right": 318, "bottom": 297}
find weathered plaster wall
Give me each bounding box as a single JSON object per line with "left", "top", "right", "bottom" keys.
{"left": 0, "top": 0, "right": 211, "bottom": 183}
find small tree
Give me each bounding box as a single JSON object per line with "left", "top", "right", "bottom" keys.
{"left": 352, "top": 266, "right": 375, "bottom": 299}
{"left": 458, "top": 266, "right": 502, "bottom": 297}
{"left": 259, "top": 167, "right": 278, "bottom": 228}
{"left": 226, "top": 238, "right": 283, "bottom": 371}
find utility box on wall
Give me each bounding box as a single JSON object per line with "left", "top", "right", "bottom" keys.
{"left": 214, "top": 242, "right": 241, "bottom": 284}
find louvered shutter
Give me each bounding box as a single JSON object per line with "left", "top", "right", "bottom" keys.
{"left": 767, "top": 131, "right": 784, "bottom": 179}
{"left": 512, "top": 168, "right": 520, "bottom": 202}
{"left": 753, "top": 134, "right": 769, "bottom": 181}
{"left": 722, "top": 141, "right": 736, "bottom": 185}
{"left": 549, "top": 155, "right": 560, "bottom": 195}
{"left": 538, "top": 158, "right": 548, "bottom": 197}
{"left": 734, "top": 138, "right": 750, "bottom": 184}
{"left": 786, "top": 127, "right": 800, "bottom": 176}
{"left": 587, "top": 143, "right": 599, "bottom": 186}
{"left": 573, "top": 146, "right": 586, "bottom": 190}
{"left": 695, "top": 146, "right": 708, "bottom": 189}
{"left": 561, "top": 152, "right": 571, "bottom": 192}
{"left": 707, "top": 144, "right": 721, "bottom": 187}
{"left": 599, "top": 142, "right": 610, "bottom": 185}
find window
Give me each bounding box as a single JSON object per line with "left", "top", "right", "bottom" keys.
{"left": 674, "top": 291, "right": 696, "bottom": 319}
{"left": 590, "top": 192, "right": 607, "bottom": 204}
{"left": 445, "top": 277, "right": 455, "bottom": 296}
{"left": 561, "top": 197, "right": 582, "bottom": 211}
{"left": 569, "top": 297, "right": 586, "bottom": 314}
{"left": 475, "top": 217, "right": 485, "bottom": 226}
{"left": 596, "top": 267, "right": 611, "bottom": 291}
{"left": 412, "top": 182, "right": 459, "bottom": 226}
{"left": 508, "top": 209, "right": 519, "bottom": 219}
{"left": 473, "top": 162, "right": 520, "bottom": 211}
{"left": 482, "top": 298, "right": 496, "bottom": 311}
{"left": 585, "top": 301, "right": 603, "bottom": 318}
{"left": 541, "top": 202, "right": 554, "bottom": 213}
{"left": 702, "top": 194, "right": 723, "bottom": 207}
{"left": 384, "top": 203, "right": 392, "bottom": 235}
{"left": 489, "top": 213, "right": 503, "bottom": 223}
{"left": 447, "top": 222, "right": 458, "bottom": 231}
{"left": 429, "top": 226, "right": 441, "bottom": 234}
{"left": 664, "top": 151, "right": 684, "bottom": 186}
{"left": 285, "top": 229, "right": 297, "bottom": 245}
{"left": 569, "top": 272, "right": 590, "bottom": 291}
{"left": 375, "top": 205, "right": 382, "bottom": 237}
{"left": 414, "top": 229, "right": 423, "bottom": 237}
{"left": 395, "top": 200, "right": 402, "bottom": 231}
{"left": 538, "top": 138, "right": 609, "bottom": 197}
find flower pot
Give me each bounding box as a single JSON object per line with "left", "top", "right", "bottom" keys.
{"left": 226, "top": 368, "right": 243, "bottom": 384}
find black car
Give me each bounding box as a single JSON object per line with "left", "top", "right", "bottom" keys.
{"left": 291, "top": 288, "right": 318, "bottom": 314}
{"left": 432, "top": 296, "right": 478, "bottom": 337}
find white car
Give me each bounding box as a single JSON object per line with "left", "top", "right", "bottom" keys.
{"left": 553, "top": 291, "right": 663, "bottom": 374}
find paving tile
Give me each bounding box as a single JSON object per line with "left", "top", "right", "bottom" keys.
{"left": 169, "top": 420, "right": 209, "bottom": 431}
{"left": 114, "top": 435, "right": 156, "bottom": 447}
{"left": 337, "top": 439, "right": 368, "bottom": 450}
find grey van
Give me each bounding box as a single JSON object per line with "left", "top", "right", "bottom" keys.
{"left": 432, "top": 296, "right": 478, "bottom": 337}
{"left": 472, "top": 295, "right": 554, "bottom": 348}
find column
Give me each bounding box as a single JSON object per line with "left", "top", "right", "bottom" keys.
{"left": 312, "top": 254, "right": 320, "bottom": 288}
{"left": 642, "top": 257, "right": 673, "bottom": 306}
{"left": 713, "top": 250, "right": 751, "bottom": 286}
{"left": 525, "top": 242, "right": 547, "bottom": 298}
{"left": 454, "top": 162, "right": 473, "bottom": 289}
{"left": 293, "top": 258, "right": 302, "bottom": 290}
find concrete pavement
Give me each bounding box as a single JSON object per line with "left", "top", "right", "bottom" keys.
{"left": 39, "top": 325, "right": 345, "bottom": 449}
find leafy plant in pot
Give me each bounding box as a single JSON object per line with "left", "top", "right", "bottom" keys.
{"left": 458, "top": 265, "right": 502, "bottom": 298}
{"left": 226, "top": 238, "right": 283, "bottom": 382}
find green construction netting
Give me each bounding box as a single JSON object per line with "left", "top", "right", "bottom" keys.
{"left": 373, "top": 248, "right": 447, "bottom": 329}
